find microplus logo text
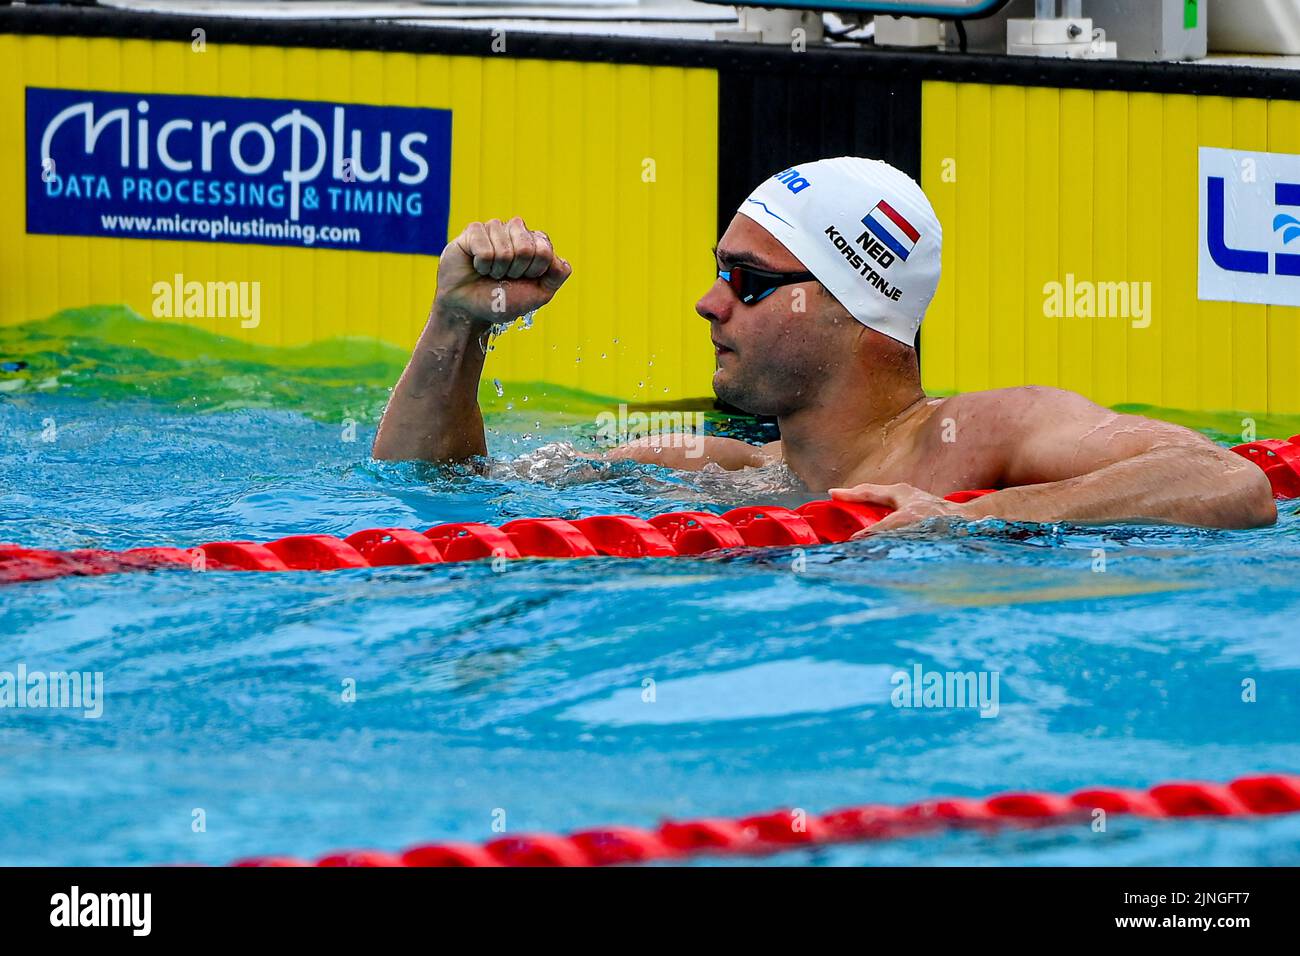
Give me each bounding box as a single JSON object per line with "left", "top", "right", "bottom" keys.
{"left": 26, "top": 87, "right": 452, "bottom": 255}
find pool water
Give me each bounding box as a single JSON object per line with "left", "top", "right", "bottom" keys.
{"left": 1, "top": 310, "right": 1299, "bottom": 866}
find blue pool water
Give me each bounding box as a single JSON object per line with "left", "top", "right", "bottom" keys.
{"left": 2, "top": 391, "right": 1299, "bottom": 866}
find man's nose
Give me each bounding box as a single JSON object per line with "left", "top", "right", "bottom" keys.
{"left": 696, "top": 279, "right": 733, "bottom": 324}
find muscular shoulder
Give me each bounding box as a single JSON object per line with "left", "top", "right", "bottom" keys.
{"left": 941, "top": 385, "right": 1216, "bottom": 484}
{"left": 911, "top": 387, "right": 1108, "bottom": 482}
{"left": 932, "top": 386, "right": 1105, "bottom": 440}
{"left": 945, "top": 385, "right": 1212, "bottom": 442}
{"left": 941, "top": 385, "right": 1083, "bottom": 417}
{"left": 910, "top": 389, "right": 1020, "bottom": 446}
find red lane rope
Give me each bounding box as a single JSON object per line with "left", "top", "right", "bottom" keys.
{"left": 0, "top": 497, "right": 937, "bottom": 584}
{"left": 227, "top": 773, "right": 1300, "bottom": 867}
{"left": 4, "top": 436, "right": 1298, "bottom": 586}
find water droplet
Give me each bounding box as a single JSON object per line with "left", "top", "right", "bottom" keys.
{"left": 600, "top": 353, "right": 607, "bottom": 359}
{"left": 493, "top": 378, "right": 504, "bottom": 397}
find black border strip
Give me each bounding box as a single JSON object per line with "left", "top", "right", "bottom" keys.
{"left": 4, "top": 5, "right": 1300, "bottom": 99}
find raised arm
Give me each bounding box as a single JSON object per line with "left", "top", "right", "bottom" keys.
{"left": 371, "top": 217, "right": 572, "bottom": 462}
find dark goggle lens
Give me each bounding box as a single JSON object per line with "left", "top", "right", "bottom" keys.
{"left": 719, "top": 265, "right": 776, "bottom": 304}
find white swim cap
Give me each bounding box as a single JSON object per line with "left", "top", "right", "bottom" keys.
{"left": 736, "top": 157, "right": 942, "bottom": 346}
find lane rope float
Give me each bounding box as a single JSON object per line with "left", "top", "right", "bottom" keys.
{"left": 225, "top": 773, "right": 1300, "bottom": 867}
{"left": 4, "top": 435, "right": 1298, "bottom": 585}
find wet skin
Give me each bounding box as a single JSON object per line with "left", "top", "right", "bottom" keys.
{"left": 374, "top": 215, "right": 1276, "bottom": 532}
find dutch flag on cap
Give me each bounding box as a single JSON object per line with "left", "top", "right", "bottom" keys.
{"left": 862, "top": 199, "right": 920, "bottom": 261}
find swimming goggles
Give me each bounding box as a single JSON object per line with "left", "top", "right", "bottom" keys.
{"left": 718, "top": 263, "right": 818, "bottom": 305}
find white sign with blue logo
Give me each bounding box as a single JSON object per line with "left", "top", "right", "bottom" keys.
{"left": 1199, "top": 146, "right": 1300, "bottom": 307}
{"left": 26, "top": 87, "right": 452, "bottom": 256}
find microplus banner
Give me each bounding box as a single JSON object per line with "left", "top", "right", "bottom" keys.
{"left": 1199, "top": 146, "right": 1300, "bottom": 308}
{"left": 25, "top": 87, "right": 452, "bottom": 255}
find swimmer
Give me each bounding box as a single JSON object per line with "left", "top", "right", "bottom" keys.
{"left": 373, "top": 156, "right": 1275, "bottom": 532}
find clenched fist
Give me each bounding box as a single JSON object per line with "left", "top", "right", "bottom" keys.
{"left": 435, "top": 216, "right": 573, "bottom": 326}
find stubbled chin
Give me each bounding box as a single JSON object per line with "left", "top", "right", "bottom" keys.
{"left": 713, "top": 372, "right": 744, "bottom": 407}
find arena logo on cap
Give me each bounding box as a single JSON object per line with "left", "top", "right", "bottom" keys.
{"left": 1199, "top": 145, "right": 1300, "bottom": 307}
{"left": 861, "top": 199, "right": 920, "bottom": 262}
{"left": 26, "top": 86, "right": 452, "bottom": 255}
{"left": 772, "top": 167, "right": 811, "bottom": 193}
